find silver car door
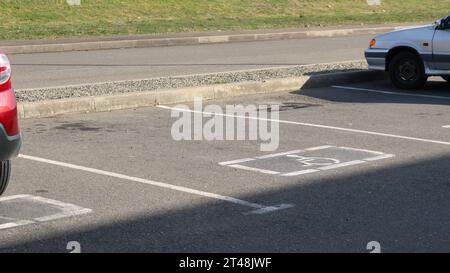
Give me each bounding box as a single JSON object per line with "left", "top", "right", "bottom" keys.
{"left": 433, "top": 20, "right": 450, "bottom": 70}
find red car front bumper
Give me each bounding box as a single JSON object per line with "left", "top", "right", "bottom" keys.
{"left": 0, "top": 87, "right": 21, "bottom": 161}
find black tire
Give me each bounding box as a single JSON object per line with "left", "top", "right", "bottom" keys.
{"left": 0, "top": 160, "right": 11, "bottom": 196}
{"left": 442, "top": 76, "right": 450, "bottom": 82}
{"left": 389, "top": 52, "right": 427, "bottom": 90}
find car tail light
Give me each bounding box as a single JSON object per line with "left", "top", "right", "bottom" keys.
{"left": 0, "top": 52, "right": 19, "bottom": 136}
{"left": 0, "top": 89, "right": 19, "bottom": 136}
{"left": 0, "top": 53, "right": 12, "bottom": 92}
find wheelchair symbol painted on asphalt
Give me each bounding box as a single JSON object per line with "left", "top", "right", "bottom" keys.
{"left": 286, "top": 154, "right": 340, "bottom": 167}
{"left": 219, "top": 145, "right": 394, "bottom": 177}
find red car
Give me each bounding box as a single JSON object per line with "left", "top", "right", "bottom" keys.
{"left": 0, "top": 50, "right": 20, "bottom": 195}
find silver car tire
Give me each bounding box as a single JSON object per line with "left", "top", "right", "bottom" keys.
{"left": 389, "top": 52, "right": 427, "bottom": 90}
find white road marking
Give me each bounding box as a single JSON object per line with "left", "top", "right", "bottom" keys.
{"left": 229, "top": 164, "right": 280, "bottom": 175}
{"left": 255, "top": 149, "right": 304, "bottom": 159}
{"left": 0, "top": 194, "right": 29, "bottom": 201}
{"left": 317, "top": 160, "right": 365, "bottom": 170}
{"left": 0, "top": 194, "right": 91, "bottom": 230}
{"left": 443, "top": 125, "right": 450, "bottom": 128}
{"left": 365, "top": 154, "right": 395, "bottom": 161}
{"left": 304, "top": 145, "right": 333, "bottom": 151}
{"left": 0, "top": 221, "right": 33, "bottom": 230}
{"left": 245, "top": 204, "right": 294, "bottom": 215}
{"left": 218, "top": 158, "right": 255, "bottom": 165}
{"left": 281, "top": 169, "right": 319, "bottom": 177}
{"left": 29, "top": 196, "right": 92, "bottom": 222}
{"left": 18, "top": 154, "right": 293, "bottom": 215}
{"left": 338, "top": 146, "right": 385, "bottom": 155}
{"left": 157, "top": 105, "right": 450, "bottom": 147}
{"left": 332, "top": 85, "right": 450, "bottom": 101}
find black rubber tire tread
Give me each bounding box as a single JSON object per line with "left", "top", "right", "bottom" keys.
{"left": 0, "top": 160, "right": 11, "bottom": 196}
{"left": 388, "top": 52, "right": 427, "bottom": 90}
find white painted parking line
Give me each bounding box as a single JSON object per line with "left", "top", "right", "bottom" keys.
{"left": 18, "top": 154, "right": 293, "bottom": 215}
{"left": 255, "top": 149, "right": 304, "bottom": 159}
{"left": 158, "top": 105, "right": 450, "bottom": 147}
{"left": 246, "top": 204, "right": 294, "bottom": 215}
{"left": 0, "top": 194, "right": 91, "bottom": 230}
{"left": 332, "top": 85, "right": 450, "bottom": 100}
{"left": 317, "top": 160, "right": 365, "bottom": 170}
{"left": 443, "top": 125, "right": 450, "bottom": 128}
{"left": 304, "top": 145, "right": 333, "bottom": 151}
{"left": 0, "top": 220, "right": 34, "bottom": 230}
{"left": 338, "top": 146, "right": 385, "bottom": 155}
{"left": 281, "top": 169, "right": 320, "bottom": 177}
{"left": 365, "top": 154, "right": 396, "bottom": 161}
{"left": 219, "top": 146, "right": 394, "bottom": 177}
{"left": 229, "top": 164, "right": 280, "bottom": 175}
{"left": 218, "top": 158, "right": 255, "bottom": 165}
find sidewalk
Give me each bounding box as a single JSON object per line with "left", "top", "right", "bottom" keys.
{"left": 1, "top": 22, "right": 421, "bottom": 54}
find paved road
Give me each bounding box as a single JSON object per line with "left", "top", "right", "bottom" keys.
{"left": 1, "top": 78, "right": 449, "bottom": 252}
{"left": 9, "top": 34, "right": 371, "bottom": 89}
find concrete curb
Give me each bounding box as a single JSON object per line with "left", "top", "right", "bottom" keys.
{"left": 3, "top": 26, "right": 407, "bottom": 54}
{"left": 17, "top": 70, "right": 387, "bottom": 119}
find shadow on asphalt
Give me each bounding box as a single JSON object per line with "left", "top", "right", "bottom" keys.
{"left": 1, "top": 152, "right": 450, "bottom": 253}
{"left": 297, "top": 78, "right": 450, "bottom": 105}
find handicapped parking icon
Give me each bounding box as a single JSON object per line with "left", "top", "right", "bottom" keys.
{"left": 220, "top": 145, "right": 394, "bottom": 177}
{"left": 286, "top": 154, "right": 340, "bottom": 167}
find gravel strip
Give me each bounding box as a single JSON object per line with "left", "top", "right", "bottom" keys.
{"left": 16, "top": 61, "right": 367, "bottom": 102}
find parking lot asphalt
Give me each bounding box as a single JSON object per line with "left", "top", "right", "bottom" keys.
{"left": 1, "top": 78, "right": 450, "bottom": 252}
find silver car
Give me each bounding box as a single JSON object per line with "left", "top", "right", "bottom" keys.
{"left": 365, "top": 14, "right": 450, "bottom": 89}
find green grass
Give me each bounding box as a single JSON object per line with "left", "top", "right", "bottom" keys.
{"left": 0, "top": 0, "right": 448, "bottom": 40}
